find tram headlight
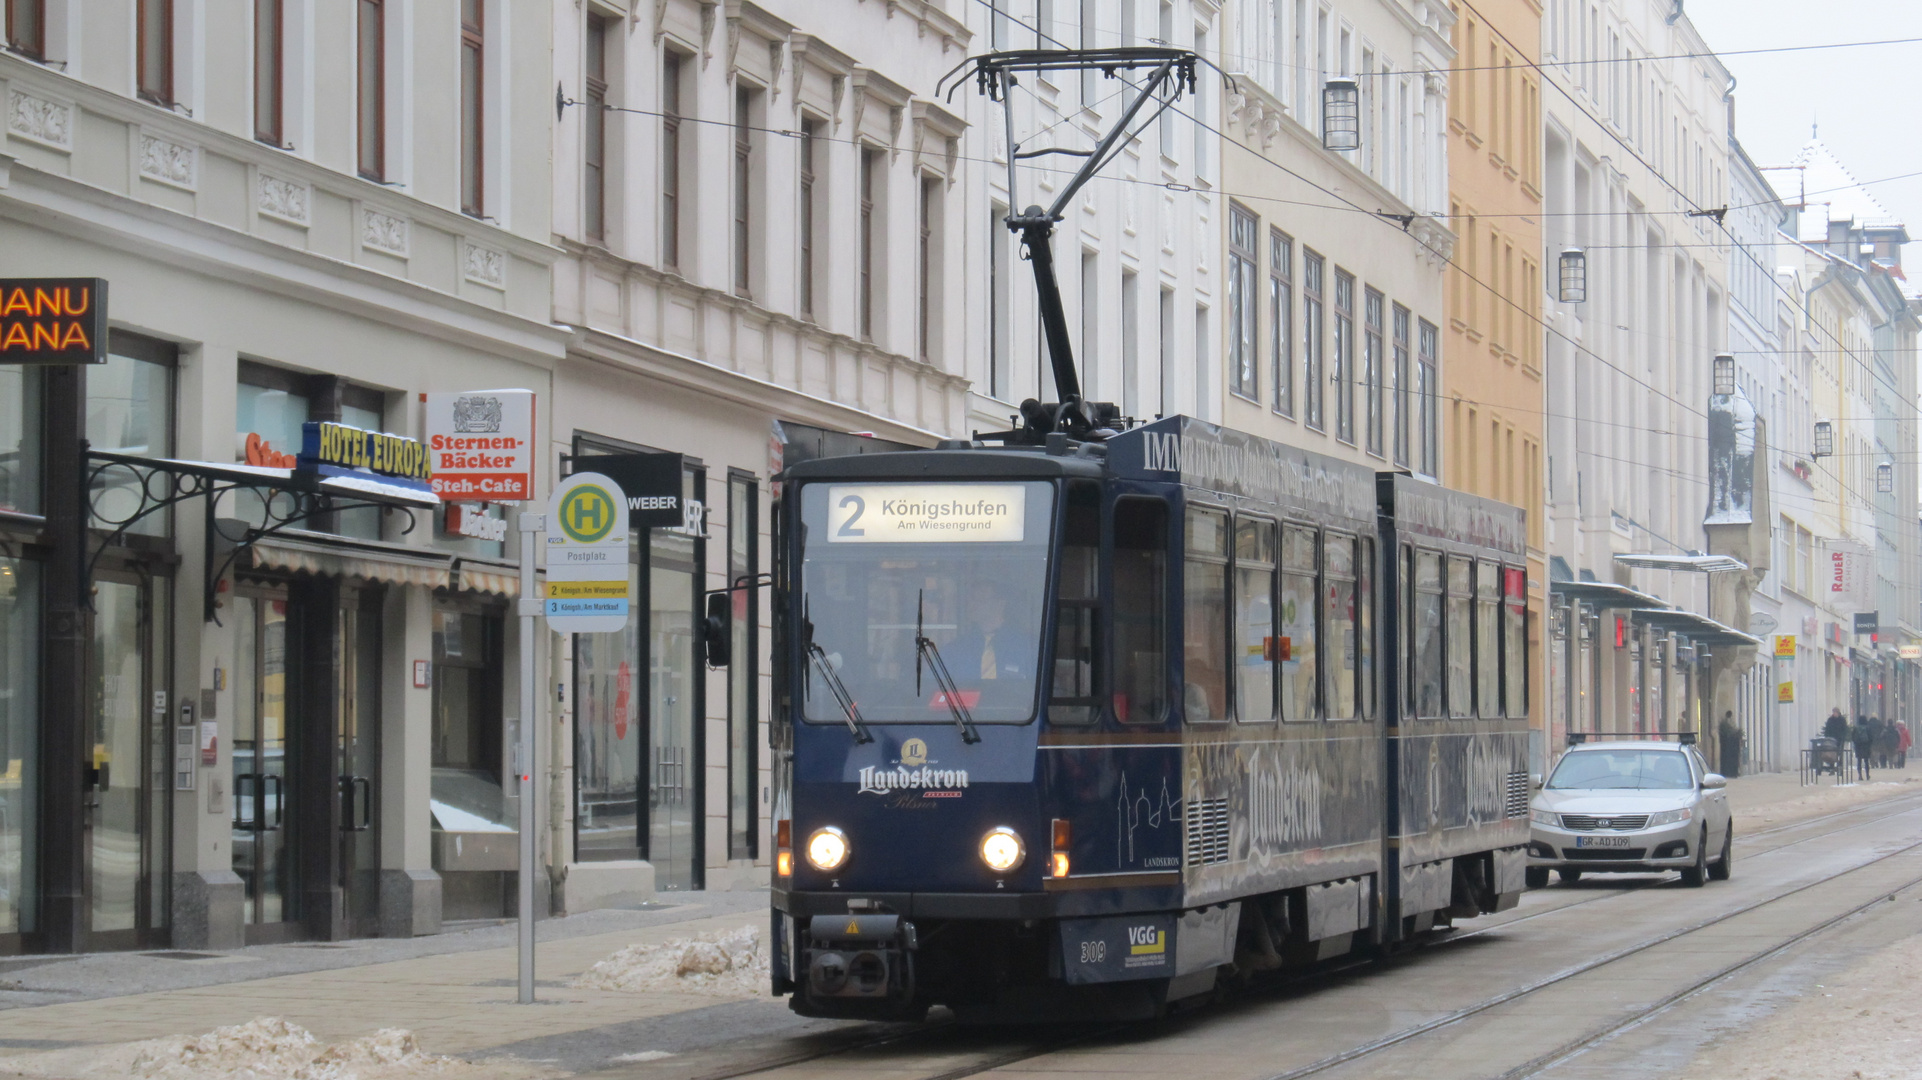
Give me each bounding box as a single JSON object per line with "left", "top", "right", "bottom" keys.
{"left": 980, "top": 826, "right": 1026, "bottom": 873}
{"left": 805, "top": 826, "right": 850, "bottom": 872}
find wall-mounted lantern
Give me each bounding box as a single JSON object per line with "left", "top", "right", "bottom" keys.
{"left": 1558, "top": 249, "right": 1587, "bottom": 303}
{"left": 1813, "top": 420, "right": 1834, "bottom": 458}
{"left": 1878, "top": 462, "right": 1894, "bottom": 493}
{"left": 1322, "top": 79, "right": 1360, "bottom": 152}
{"left": 1713, "top": 353, "right": 1736, "bottom": 396}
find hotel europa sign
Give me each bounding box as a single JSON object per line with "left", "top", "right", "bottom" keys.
{"left": 0, "top": 278, "right": 108, "bottom": 364}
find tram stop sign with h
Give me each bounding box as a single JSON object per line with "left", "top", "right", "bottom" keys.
{"left": 544, "top": 471, "right": 629, "bottom": 633}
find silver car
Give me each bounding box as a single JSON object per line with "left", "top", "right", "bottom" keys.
{"left": 1526, "top": 740, "right": 1733, "bottom": 888}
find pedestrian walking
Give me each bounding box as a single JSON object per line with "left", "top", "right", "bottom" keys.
{"left": 1824, "top": 707, "right": 1851, "bottom": 745}
{"left": 1851, "top": 716, "right": 1877, "bottom": 780}
{"left": 1879, "top": 719, "right": 1901, "bottom": 770}
{"left": 1898, "top": 721, "right": 1912, "bottom": 768}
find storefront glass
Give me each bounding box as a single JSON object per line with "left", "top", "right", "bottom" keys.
{"left": 90, "top": 579, "right": 147, "bottom": 934}
{"left": 0, "top": 558, "right": 38, "bottom": 935}
{"left": 649, "top": 524, "right": 700, "bottom": 890}
{"left": 0, "top": 368, "right": 41, "bottom": 516}
{"left": 575, "top": 551, "right": 643, "bottom": 860}
{"left": 89, "top": 339, "right": 174, "bottom": 536}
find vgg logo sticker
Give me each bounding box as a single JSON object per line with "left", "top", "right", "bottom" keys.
{"left": 1127, "top": 926, "right": 1164, "bottom": 953}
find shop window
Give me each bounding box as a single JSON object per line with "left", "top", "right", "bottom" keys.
{"left": 89, "top": 332, "right": 175, "bottom": 537}
{"left": 1411, "top": 548, "right": 1443, "bottom": 718}
{"left": 1050, "top": 480, "right": 1101, "bottom": 725}
{"left": 429, "top": 606, "right": 507, "bottom": 829}
{"left": 1182, "top": 506, "right": 1229, "bottom": 722}
{"left": 0, "top": 557, "right": 38, "bottom": 935}
{"left": 1477, "top": 561, "right": 1502, "bottom": 718}
{"left": 1111, "top": 497, "right": 1167, "bottom": 724}
{"left": 574, "top": 540, "right": 642, "bottom": 862}
{"left": 234, "top": 363, "right": 384, "bottom": 539}
{"left": 725, "top": 473, "right": 757, "bottom": 859}
{"left": 1280, "top": 525, "right": 1318, "bottom": 720}
{"left": 1446, "top": 556, "right": 1473, "bottom": 718}
{"left": 0, "top": 367, "right": 43, "bottom": 516}
{"left": 1234, "top": 516, "right": 1276, "bottom": 722}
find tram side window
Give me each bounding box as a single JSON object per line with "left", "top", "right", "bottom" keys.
{"left": 1280, "top": 525, "right": 1319, "bottom": 721}
{"left": 1183, "top": 506, "right": 1230, "bottom": 722}
{"left": 1324, "top": 533, "right": 1357, "bottom": 720}
{"left": 1051, "top": 481, "right": 1101, "bottom": 724}
{"left": 1356, "top": 537, "right": 1374, "bottom": 720}
{"left": 1234, "top": 516, "right": 1277, "bottom": 722}
{"left": 1112, "top": 497, "right": 1169, "bottom": 723}
{"left": 1504, "top": 566, "right": 1527, "bottom": 717}
{"left": 1445, "top": 556, "right": 1473, "bottom": 718}
{"left": 1412, "top": 549, "right": 1443, "bottom": 718}
{"left": 1476, "top": 561, "right": 1502, "bottom": 718}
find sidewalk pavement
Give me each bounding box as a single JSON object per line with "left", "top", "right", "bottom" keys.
{"left": 0, "top": 766, "right": 1916, "bottom": 1074}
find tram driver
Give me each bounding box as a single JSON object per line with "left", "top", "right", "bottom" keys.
{"left": 950, "top": 586, "right": 1027, "bottom": 684}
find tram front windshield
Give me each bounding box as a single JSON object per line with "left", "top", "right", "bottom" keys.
{"left": 799, "top": 480, "right": 1056, "bottom": 725}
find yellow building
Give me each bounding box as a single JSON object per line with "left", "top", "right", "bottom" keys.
{"left": 1443, "top": 0, "right": 1547, "bottom": 752}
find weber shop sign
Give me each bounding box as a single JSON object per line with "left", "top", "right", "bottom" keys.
{"left": 425, "top": 389, "right": 535, "bottom": 502}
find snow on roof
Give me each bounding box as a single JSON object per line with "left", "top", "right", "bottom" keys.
{"left": 1776, "top": 140, "right": 1903, "bottom": 242}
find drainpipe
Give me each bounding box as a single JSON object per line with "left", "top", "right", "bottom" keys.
{"left": 1666, "top": 1, "right": 1685, "bottom": 25}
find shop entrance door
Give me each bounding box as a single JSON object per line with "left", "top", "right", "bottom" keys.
{"left": 86, "top": 575, "right": 169, "bottom": 947}
{"left": 232, "top": 591, "right": 298, "bottom": 942}
{"left": 337, "top": 593, "right": 381, "bottom": 938}
{"left": 647, "top": 529, "right": 701, "bottom": 891}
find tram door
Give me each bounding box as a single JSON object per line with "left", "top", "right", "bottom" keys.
{"left": 337, "top": 592, "right": 381, "bottom": 938}
{"left": 647, "top": 526, "right": 701, "bottom": 891}
{"left": 232, "top": 590, "right": 296, "bottom": 941}
{"left": 86, "top": 575, "right": 169, "bottom": 947}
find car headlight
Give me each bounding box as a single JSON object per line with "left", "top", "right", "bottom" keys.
{"left": 1530, "top": 808, "right": 1560, "bottom": 827}
{"left": 805, "top": 826, "right": 850, "bottom": 871}
{"left": 980, "top": 827, "right": 1026, "bottom": 873}
{"left": 1646, "top": 807, "right": 1694, "bottom": 827}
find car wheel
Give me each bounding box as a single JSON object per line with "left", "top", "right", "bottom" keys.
{"left": 1680, "top": 827, "right": 1708, "bottom": 888}
{"left": 1525, "top": 866, "right": 1549, "bottom": 889}
{"left": 1709, "top": 824, "right": 1733, "bottom": 882}
{"left": 1556, "top": 868, "right": 1582, "bottom": 884}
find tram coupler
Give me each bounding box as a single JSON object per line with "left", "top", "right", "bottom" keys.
{"left": 798, "top": 913, "right": 919, "bottom": 1016}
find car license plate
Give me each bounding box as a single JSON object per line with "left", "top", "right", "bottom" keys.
{"left": 1576, "top": 835, "right": 1631, "bottom": 848}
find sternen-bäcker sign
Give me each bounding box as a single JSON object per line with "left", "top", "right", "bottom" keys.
{"left": 545, "top": 471, "right": 629, "bottom": 633}
{"left": 825, "top": 483, "right": 1027, "bottom": 543}
{"left": 424, "top": 389, "right": 535, "bottom": 503}
{"left": 0, "top": 278, "right": 107, "bottom": 364}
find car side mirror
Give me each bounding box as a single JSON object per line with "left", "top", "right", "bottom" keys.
{"left": 702, "top": 592, "right": 731, "bottom": 667}
{"left": 1702, "top": 773, "right": 1726, "bottom": 790}
{"left": 1529, "top": 773, "right": 1542, "bottom": 789}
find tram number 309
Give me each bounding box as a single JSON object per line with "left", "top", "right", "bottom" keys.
{"left": 1079, "top": 940, "right": 1108, "bottom": 964}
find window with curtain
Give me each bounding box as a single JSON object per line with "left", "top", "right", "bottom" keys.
{"left": 1392, "top": 304, "right": 1411, "bottom": 466}
{"left": 1418, "top": 318, "right": 1440, "bottom": 475}
{"left": 662, "top": 50, "right": 684, "bottom": 268}
{"left": 137, "top": 0, "right": 173, "bottom": 105}
{"left": 254, "top": 0, "right": 283, "bottom": 145}
{"left": 358, "top": 0, "right": 385, "bottom": 179}
{"left": 799, "top": 118, "right": 820, "bottom": 318}
{"left": 1363, "top": 287, "right": 1384, "bottom": 456}
{"left": 1303, "top": 250, "right": 1324, "bottom": 430}
{"left": 1183, "top": 506, "right": 1229, "bottom": 722}
{"left": 1234, "top": 516, "right": 1276, "bottom": 722}
{"left": 1333, "top": 269, "right": 1355, "bottom": 444}
{"left": 1228, "top": 205, "right": 1259, "bottom": 402}
{"left": 585, "top": 14, "right": 609, "bottom": 241}
{"left": 1271, "top": 230, "right": 1293, "bottom": 418}
{"left": 459, "top": 0, "right": 485, "bottom": 217}
{"left": 5, "top": 0, "right": 44, "bottom": 60}
{"left": 859, "top": 146, "right": 879, "bottom": 341}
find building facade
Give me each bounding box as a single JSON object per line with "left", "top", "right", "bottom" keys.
{"left": 1441, "top": 0, "right": 1545, "bottom": 770}
{"left": 0, "top": 0, "right": 565, "bottom": 951}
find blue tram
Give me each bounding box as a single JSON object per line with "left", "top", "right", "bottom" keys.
{"left": 766, "top": 415, "right": 1531, "bottom": 1021}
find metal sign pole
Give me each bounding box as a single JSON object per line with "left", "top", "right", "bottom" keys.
{"left": 516, "top": 509, "right": 544, "bottom": 1004}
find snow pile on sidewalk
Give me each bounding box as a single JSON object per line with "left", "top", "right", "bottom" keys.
{"left": 0, "top": 1017, "right": 474, "bottom": 1080}
{"left": 573, "top": 925, "right": 767, "bottom": 997}
{"left": 126, "top": 1017, "right": 456, "bottom": 1080}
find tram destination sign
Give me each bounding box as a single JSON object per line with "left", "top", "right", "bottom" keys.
{"left": 826, "top": 483, "right": 1027, "bottom": 543}
{"left": 0, "top": 278, "right": 107, "bottom": 364}
{"left": 544, "top": 471, "right": 630, "bottom": 633}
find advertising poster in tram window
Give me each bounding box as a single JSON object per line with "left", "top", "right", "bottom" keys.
{"left": 544, "top": 471, "right": 630, "bottom": 634}
{"left": 424, "top": 389, "right": 535, "bottom": 502}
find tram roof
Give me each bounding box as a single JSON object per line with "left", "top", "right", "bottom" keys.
{"left": 1105, "top": 416, "right": 1378, "bottom": 526}
{"left": 1378, "top": 472, "right": 1527, "bottom": 557}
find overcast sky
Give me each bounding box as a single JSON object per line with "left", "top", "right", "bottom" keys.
{"left": 1687, "top": 1, "right": 1922, "bottom": 261}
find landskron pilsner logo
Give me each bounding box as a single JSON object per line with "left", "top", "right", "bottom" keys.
{"left": 900, "top": 738, "right": 929, "bottom": 766}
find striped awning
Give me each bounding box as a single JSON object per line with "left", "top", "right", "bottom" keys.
{"left": 246, "top": 535, "right": 453, "bottom": 589}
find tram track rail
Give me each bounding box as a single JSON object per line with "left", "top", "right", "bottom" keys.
{"left": 665, "top": 790, "right": 1922, "bottom": 1080}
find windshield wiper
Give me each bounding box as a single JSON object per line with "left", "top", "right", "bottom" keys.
{"left": 804, "top": 597, "right": 872, "bottom": 744}
{"left": 916, "top": 589, "right": 981, "bottom": 744}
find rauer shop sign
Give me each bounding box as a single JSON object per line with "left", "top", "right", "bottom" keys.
{"left": 543, "top": 471, "right": 630, "bottom": 634}
{"left": 0, "top": 278, "right": 108, "bottom": 364}
{"left": 424, "top": 389, "right": 535, "bottom": 502}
